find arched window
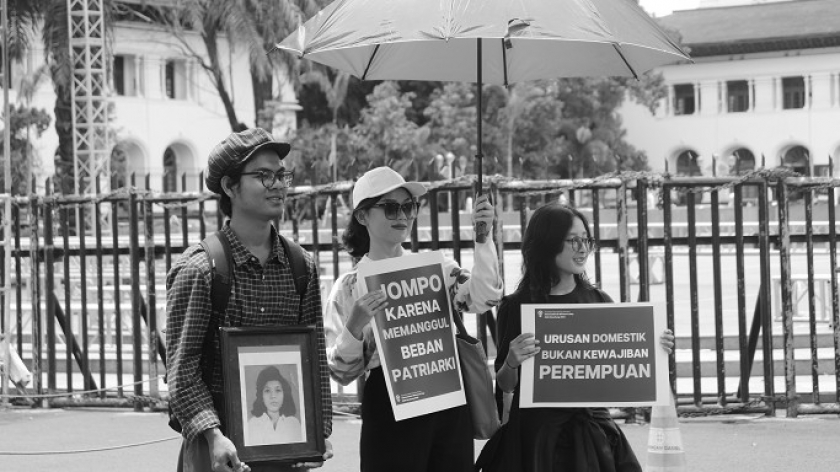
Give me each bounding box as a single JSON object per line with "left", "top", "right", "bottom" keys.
{"left": 162, "top": 143, "right": 198, "bottom": 192}
{"left": 111, "top": 146, "right": 128, "bottom": 190}
{"left": 163, "top": 147, "right": 178, "bottom": 192}
{"left": 112, "top": 141, "right": 147, "bottom": 213}
{"left": 730, "top": 148, "right": 755, "bottom": 176}
{"left": 676, "top": 150, "right": 701, "bottom": 176}
{"left": 783, "top": 146, "right": 810, "bottom": 176}
{"left": 111, "top": 141, "right": 146, "bottom": 187}
{"left": 730, "top": 148, "right": 759, "bottom": 202}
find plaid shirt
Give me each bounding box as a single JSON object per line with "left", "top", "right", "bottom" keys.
{"left": 166, "top": 224, "right": 332, "bottom": 442}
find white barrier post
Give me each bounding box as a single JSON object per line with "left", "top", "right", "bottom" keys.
{"left": 646, "top": 393, "right": 687, "bottom": 472}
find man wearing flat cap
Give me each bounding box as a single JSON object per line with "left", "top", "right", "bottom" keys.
{"left": 166, "top": 128, "right": 332, "bottom": 472}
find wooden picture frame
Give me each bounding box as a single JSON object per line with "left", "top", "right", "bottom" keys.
{"left": 220, "top": 326, "right": 325, "bottom": 465}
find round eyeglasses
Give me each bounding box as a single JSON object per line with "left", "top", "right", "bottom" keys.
{"left": 371, "top": 201, "right": 421, "bottom": 220}
{"left": 240, "top": 169, "right": 294, "bottom": 189}
{"left": 564, "top": 236, "right": 596, "bottom": 252}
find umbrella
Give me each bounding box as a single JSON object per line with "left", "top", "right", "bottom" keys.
{"left": 276, "top": 0, "right": 690, "bottom": 189}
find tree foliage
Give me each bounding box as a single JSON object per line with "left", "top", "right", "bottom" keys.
{"left": 423, "top": 83, "right": 477, "bottom": 163}
{"left": 1, "top": 106, "right": 52, "bottom": 195}
{"left": 290, "top": 72, "right": 666, "bottom": 183}
{"left": 353, "top": 82, "right": 429, "bottom": 180}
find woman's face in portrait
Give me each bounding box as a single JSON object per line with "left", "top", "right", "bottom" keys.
{"left": 262, "top": 380, "right": 285, "bottom": 414}
{"left": 554, "top": 217, "right": 590, "bottom": 278}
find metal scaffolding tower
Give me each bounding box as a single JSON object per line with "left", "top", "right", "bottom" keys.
{"left": 68, "top": 0, "right": 110, "bottom": 198}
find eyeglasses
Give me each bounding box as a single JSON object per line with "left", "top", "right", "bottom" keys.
{"left": 240, "top": 169, "right": 294, "bottom": 189}
{"left": 565, "top": 236, "right": 596, "bottom": 252}
{"left": 371, "top": 201, "right": 421, "bottom": 220}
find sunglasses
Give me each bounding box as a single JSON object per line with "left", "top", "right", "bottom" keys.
{"left": 240, "top": 169, "right": 294, "bottom": 189}
{"left": 565, "top": 236, "right": 596, "bottom": 252}
{"left": 371, "top": 201, "right": 421, "bottom": 220}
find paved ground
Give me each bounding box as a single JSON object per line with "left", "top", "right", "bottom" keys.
{"left": 1, "top": 407, "right": 838, "bottom": 472}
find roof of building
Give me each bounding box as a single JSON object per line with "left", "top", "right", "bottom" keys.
{"left": 659, "top": 0, "right": 840, "bottom": 56}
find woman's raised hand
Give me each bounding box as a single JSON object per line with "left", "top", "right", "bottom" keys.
{"left": 472, "top": 194, "right": 494, "bottom": 243}
{"left": 659, "top": 329, "right": 675, "bottom": 354}
{"left": 506, "top": 332, "right": 541, "bottom": 369}
{"left": 347, "top": 290, "right": 389, "bottom": 340}
{"left": 472, "top": 194, "right": 494, "bottom": 228}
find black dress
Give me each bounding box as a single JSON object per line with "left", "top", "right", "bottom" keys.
{"left": 476, "top": 284, "right": 642, "bottom": 472}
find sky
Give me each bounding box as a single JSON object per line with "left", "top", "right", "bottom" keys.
{"left": 638, "top": 0, "right": 702, "bottom": 17}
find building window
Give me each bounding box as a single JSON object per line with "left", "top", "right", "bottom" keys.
{"left": 782, "top": 76, "right": 805, "bottom": 109}
{"left": 730, "top": 148, "right": 759, "bottom": 201}
{"left": 673, "top": 84, "right": 695, "bottom": 115}
{"left": 730, "top": 149, "right": 756, "bottom": 176}
{"left": 726, "top": 80, "right": 749, "bottom": 112}
{"left": 814, "top": 164, "right": 830, "bottom": 177}
{"left": 783, "top": 146, "right": 810, "bottom": 176}
{"left": 164, "top": 59, "right": 188, "bottom": 100}
{"left": 833, "top": 73, "right": 839, "bottom": 107}
{"left": 163, "top": 147, "right": 178, "bottom": 192}
{"left": 113, "top": 56, "right": 124, "bottom": 95}
{"left": 676, "top": 150, "right": 701, "bottom": 176}
{"left": 113, "top": 54, "right": 141, "bottom": 96}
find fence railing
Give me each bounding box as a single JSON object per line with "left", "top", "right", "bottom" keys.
{"left": 1, "top": 170, "right": 838, "bottom": 417}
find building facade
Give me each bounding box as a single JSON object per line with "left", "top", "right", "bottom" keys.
{"left": 622, "top": 0, "right": 840, "bottom": 179}
{"left": 9, "top": 7, "right": 298, "bottom": 194}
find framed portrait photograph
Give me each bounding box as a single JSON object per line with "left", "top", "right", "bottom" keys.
{"left": 220, "top": 326, "right": 325, "bottom": 464}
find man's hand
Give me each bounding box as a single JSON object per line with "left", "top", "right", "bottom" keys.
{"left": 292, "top": 439, "right": 334, "bottom": 469}
{"left": 204, "top": 428, "right": 250, "bottom": 472}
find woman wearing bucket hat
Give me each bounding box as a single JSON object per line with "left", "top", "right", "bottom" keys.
{"left": 324, "top": 166, "right": 503, "bottom": 471}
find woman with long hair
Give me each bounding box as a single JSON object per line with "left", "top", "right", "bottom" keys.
{"left": 324, "top": 166, "right": 503, "bottom": 472}
{"left": 247, "top": 366, "right": 302, "bottom": 446}
{"left": 479, "top": 202, "right": 674, "bottom": 472}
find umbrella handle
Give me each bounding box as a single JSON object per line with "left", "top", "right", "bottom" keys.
{"left": 476, "top": 156, "right": 483, "bottom": 196}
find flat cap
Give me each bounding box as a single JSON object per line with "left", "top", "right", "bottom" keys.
{"left": 205, "top": 128, "right": 291, "bottom": 194}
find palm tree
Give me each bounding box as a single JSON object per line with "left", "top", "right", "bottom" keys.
{"left": 5, "top": 1, "right": 45, "bottom": 194}
{"left": 10, "top": 0, "right": 76, "bottom": 195}
{"left": 154, "top": 0, "right": 326, "bottom": 132}
{"left": 10, "top": 0, "right": 124, "bottom": 195}
{"left": 6, "top": 0, "right": 47, "bottom": 59}
{"left": 11, "top": 65, "right": 51, "bottom": 195}
{"left": 241, "top": 0, "right": 324, "bottom": 129}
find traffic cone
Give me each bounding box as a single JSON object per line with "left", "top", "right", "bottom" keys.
{"left": 646, "top": 393, "right": 687, "bottom": 472}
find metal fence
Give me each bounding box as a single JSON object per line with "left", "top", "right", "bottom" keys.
{"left": 1, "top": 170, "right": 838, "bottom": 417}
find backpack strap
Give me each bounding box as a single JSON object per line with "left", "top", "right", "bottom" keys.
{"left": 201, "top": 231, "right": 234, "bottom": 317}
{"left": 166, "top": 231, "right": 232, "bottom": 434}
{"left": 279, "top": 234, "right": 309, "bottom": 301}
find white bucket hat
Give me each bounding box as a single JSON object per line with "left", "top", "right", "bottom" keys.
{"left": 352, "top": 166, "right": 427, "bottom": 209}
